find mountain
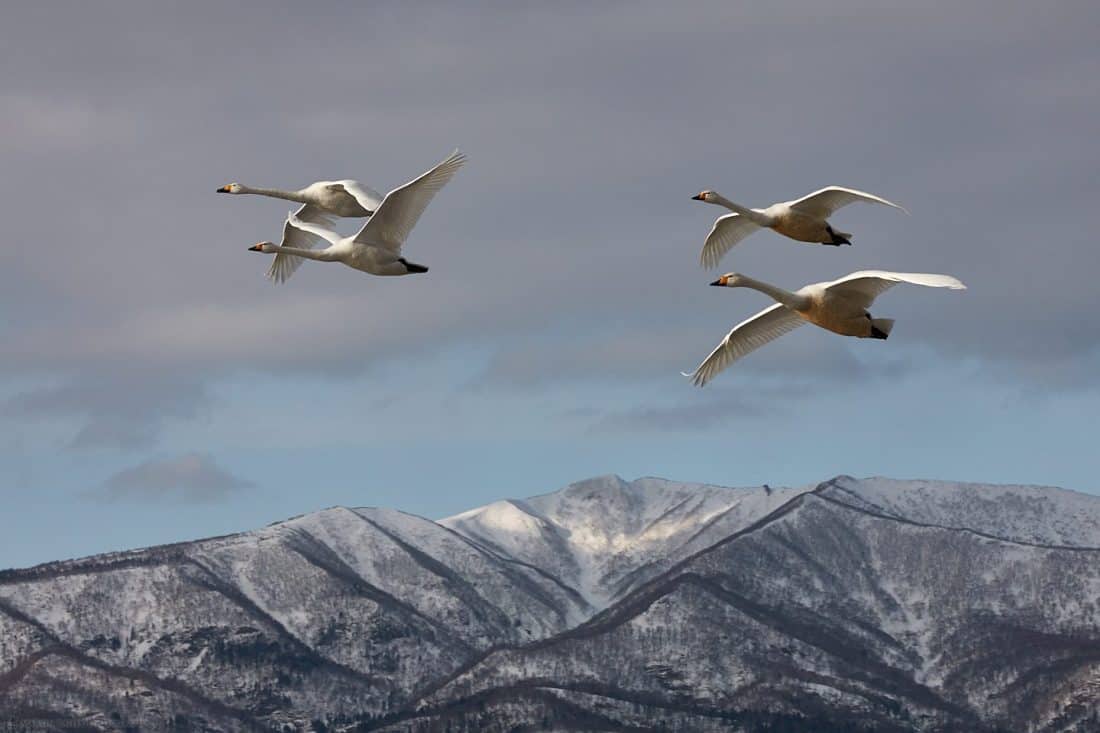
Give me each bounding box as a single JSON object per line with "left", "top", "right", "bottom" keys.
{"left": 1, "top": 475, "right": 1099, "bottom": 732}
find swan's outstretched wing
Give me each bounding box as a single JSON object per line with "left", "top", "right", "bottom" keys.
{"left": 334, "top": 180, "right": 384, "bottom": 214}
{"left": 788, "top": 186, "right": 909, "bottom": 219}
{"left": 268, "top": 204, "right": 337, "bottom": 284}
{"left": 825, "top": 270, "right": 966, "bottom": 309}
{"left": 353, "top": 150, "right": 467, "bottom": 252}
{"left": 684, "top": 304, "right": 805, "bottom": 387}
{"left": 286, "top": 210, "right": 344, "bottom": 246}
{"left": 699, "top": 213, "right": 762, "bottom": 269}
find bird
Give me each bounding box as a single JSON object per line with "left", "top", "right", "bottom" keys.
{"left": 218, "top": 175, "right": 385, "bottom": 282}
{"left": 691, "top": 187, "right": 908, "bottom": 269}
{"left": 247, "top": 150, "right": 467, "bottom": 280}
{"left": 684, "top": 270, "right": 966, "bottom": 387}
{"left": 258, "top": 204, "right": 338, "bottom": 284}
{"left": 216, "top": 178, "right": 383, "bottom": 218}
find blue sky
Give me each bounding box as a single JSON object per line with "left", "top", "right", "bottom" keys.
{"left": 2, "top": 2, "right": 1099, "bottom": 568}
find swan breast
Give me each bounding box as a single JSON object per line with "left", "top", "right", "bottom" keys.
{"left": 805, "top": 290, "right": 873, "bottom": 336}
{"left": 771, "top": 207, "right": 831, "bottom": 242}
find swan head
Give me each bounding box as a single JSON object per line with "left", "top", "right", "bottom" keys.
{"left": 709, "top": 273, "right": 743, "bottom": 287}
{"left": 692, "top": 190, "right": 718, "bottom": 203}
{"left": 217, "top": 183, "right": 243, "bottom": 194}
{"left": 248, "top": 241, "right": 275, "bottom": 253}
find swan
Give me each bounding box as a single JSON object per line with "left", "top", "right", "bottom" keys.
{"left": 217, "top": 177, "right": 383, "bottom": 218}
{"left": 684, "top": 270, "right": 966, "bottom": 386}
{"left": 691, "top": 187, "right": 909, "bottom": 269}
{"left": 247, "top": 150, "right": 466, "bottom": 280}
{"left": 263, "top": 204, "right": 339, "bottom": 283}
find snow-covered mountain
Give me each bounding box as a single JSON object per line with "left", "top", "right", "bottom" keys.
{"left": 441, "top": 475, "right": 803, "bottom": 608}
{"left": 2, "top": 475, "right": 1099, "bottom": 732}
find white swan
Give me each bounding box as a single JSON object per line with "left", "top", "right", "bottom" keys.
{"left": 248, "top": 150, "right": 467, "bottom": 280}
{"left": 692, "top": 187, "right": 908, "bottom": 269}
{"left": 685, "top": 270, "right": 966, "bottom": 386}
{"left": 264, "top": 204, "right": 338, "bottom": 284}
{"left": 217, "top": 178, "right": 383, "bottom": 218}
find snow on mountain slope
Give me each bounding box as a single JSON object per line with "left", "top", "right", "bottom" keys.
{"left": 441, "top": 475, "right": 807, "bottom": 607}
{"left": 819, "top": 475, "right": 1100, "bottom": 547}
{"left": 0, "top": 504, "right": 595, "bottom": 729}
{"left": 3, "top": 473, "right": 1100, "bottom": 732}
{"left": 426, "top": 488, "right": 1100, "bottom": 732}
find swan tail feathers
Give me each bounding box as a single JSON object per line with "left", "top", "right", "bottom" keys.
{"left": 870, "top": 318, "right": 894, "bottom": 339}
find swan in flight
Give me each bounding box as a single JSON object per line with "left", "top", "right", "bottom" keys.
{"left": 247, "top": 150, "right": 467, "bottom": 280}
{"left": 263, "top": 204, "right": 339, "bottom": 283}
{"left": 691, "top": 187, "right": 908, "bottom": 269}
{"left": 217, "top": 177, "right": 383, "bottom": 218}
{"left": 685, "top": 270, "right": 966, "bottom": 387}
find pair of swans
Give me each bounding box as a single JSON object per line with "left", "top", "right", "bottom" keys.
{"left": 684, "top": 187, "right": 964, "bottom": 386}
{"left": 219, "top": 150, "right": 466, "bottom": 282}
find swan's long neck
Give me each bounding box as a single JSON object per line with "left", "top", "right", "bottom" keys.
{"left": 238, "top": 185, "right": 310, "bottom": 204}
{"left": 710, "top": 194, "right": 773, "bottom": 226}
{"left": 268, "top": 245, "right": 334, "bottom": 261}
{"left": 735, "top": 275, "right": 809, "bottom": 310}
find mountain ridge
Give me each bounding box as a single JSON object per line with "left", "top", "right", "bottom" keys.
{"left": 2, "top": 474, "right": 1099, "bottom": 732}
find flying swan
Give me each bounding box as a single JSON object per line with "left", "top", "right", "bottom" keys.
{"left": 684, "top": 270, "right": 966, "bottom": 387}
{"left": 247, "top": 150, "right": 467, "bottom": 280}
{"left": 691, "top": 187, "right": 908, "bottom": 269}
{"left": 217, "top": 177, "right": 383, "bottom": 218}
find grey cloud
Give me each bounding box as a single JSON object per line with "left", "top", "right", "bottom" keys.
{"left": 587, "top": 379, "right": 823, "bottom": 434}
{"left": 479, "top": 317, "right": 915, "bottom": 389}
{"left": 3, "top": 372, "right": 208, "bottom": 451}
{"left": 591, "top": 395, "right": 774, "bottom": 434}
{"left": 94, "top": 452, "right": 253, "bottom": 504}
{"left": 0, "top": 0, "right": 1097, "bottom": 438}
{"left": 0, "top": 93, "right": 136, "bottom": 154}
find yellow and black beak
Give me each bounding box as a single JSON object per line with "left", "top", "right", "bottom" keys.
{"left": 691, "top": 193, "right": 705, "bottom": 201}
{"left": 709, "top": 275, "right": 728, "bottom": 287}
{"left": 216, "top": 185, "right": 231, "bottom": 193}
{"left": 248, "top": 243, "right": 264, "bottom": 252}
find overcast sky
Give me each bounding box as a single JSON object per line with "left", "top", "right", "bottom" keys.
{"left": 3, "top": 1, "right": 1099, "bottom": 568}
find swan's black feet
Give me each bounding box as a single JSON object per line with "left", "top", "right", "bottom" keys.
{"left": 399, "top": 257, "right": 429, "bottom": 274}
{"left": 825, "top": 225, "right": 851, "bottom": 246}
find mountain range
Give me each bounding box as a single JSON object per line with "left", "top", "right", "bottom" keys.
{"left": 2, "top": 474, "right": 1099, "bottom": 732}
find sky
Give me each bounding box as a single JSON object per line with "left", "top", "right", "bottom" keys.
{"left": 2, "top": 1, "right": 1099, "bottom": 568}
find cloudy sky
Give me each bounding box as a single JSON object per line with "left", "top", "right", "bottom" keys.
{"left": 3, "top": 2, "right": 1098, "bottom": 568}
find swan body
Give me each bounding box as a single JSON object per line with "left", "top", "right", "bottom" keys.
{"left": 685, "top": 270, "right": 966, "bottom": 386}
{"left": 692, "top": 187, "right": 909, "bottom": 269}
{"left": 248, "top": 150, "right": 466, "bottom": 281}
{"left": 218, "top": 178, "right": 383, "bottom": 218}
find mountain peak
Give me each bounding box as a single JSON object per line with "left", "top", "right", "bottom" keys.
{"left": 442, "top": 474, "right": 797, "bottom": 608}
{"left": 4, "top": 474, "right": 1100, "bottom": 731}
